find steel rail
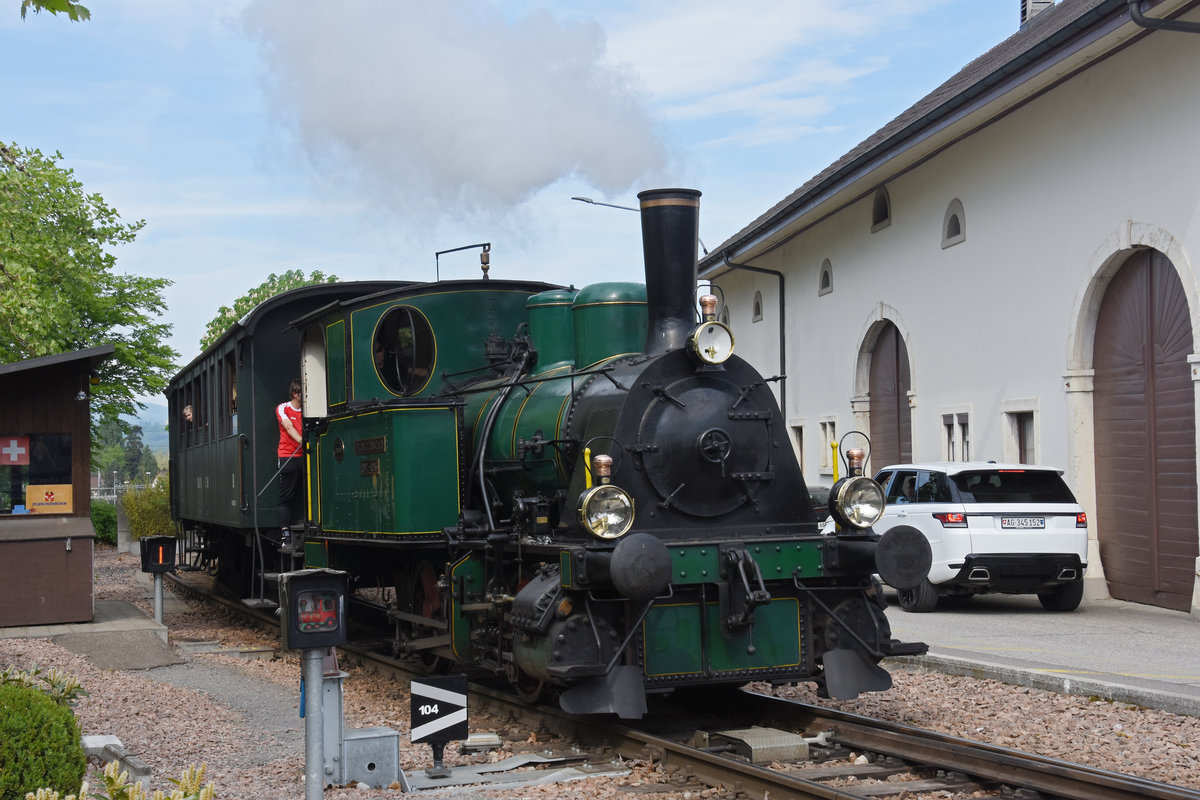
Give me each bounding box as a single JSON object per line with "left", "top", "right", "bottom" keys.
{"left": 167, "top": 573, "right": 1200, "bottom": 800}
{"left": 735, "top": 689, "right": 1200, "bottom": 800}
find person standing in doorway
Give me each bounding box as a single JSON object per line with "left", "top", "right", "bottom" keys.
{"left": 277, "top": 379, "right": 304, "bottom": 549}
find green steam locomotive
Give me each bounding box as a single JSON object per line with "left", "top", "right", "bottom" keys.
{"left": 168, "top": 188, "right": 930, "bottom": 718}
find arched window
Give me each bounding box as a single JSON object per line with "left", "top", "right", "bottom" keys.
{"left": 942, "top": 198, "right": 965, "bottom": 248}
{"left": 818, "top": 259, "right": 833, "bottom": 297}
{"left": 752, "top": 291, "right": 763, "bottom": 323}
{"left": 871, "top": 187, "right": 891, "bottom": 232}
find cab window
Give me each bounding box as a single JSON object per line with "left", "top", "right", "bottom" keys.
{"left": 373, "top": 306, "right": 434, "bottom": 396}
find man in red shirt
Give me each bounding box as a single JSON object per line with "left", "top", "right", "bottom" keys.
{"left": 277, "top": 379, "right": 304, "bottom": 549}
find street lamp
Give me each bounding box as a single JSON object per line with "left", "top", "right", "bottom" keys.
{"left": 571, "top": 196, "right": 709, "bottom": 255}
{"left": 571, "top": 196, "right": 637, "bottom": 212}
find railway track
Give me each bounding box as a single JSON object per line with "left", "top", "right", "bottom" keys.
{"left": 166, "top": 572, "right": 1200, "bottom": 799}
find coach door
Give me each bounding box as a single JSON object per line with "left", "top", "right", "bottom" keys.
{"left": 869, "top": 322, "right": 912, "bottom": 470}
{"left": 1093, "top": 249, "right": 1198, "bottom": 611}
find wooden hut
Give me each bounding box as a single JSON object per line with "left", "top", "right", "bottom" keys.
{"left": 0, "top": 345, "right": 114, "bottom": 626}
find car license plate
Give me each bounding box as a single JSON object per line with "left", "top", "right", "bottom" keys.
{"left": 1001, "top": 517, "right": 1045, "bottom": 529}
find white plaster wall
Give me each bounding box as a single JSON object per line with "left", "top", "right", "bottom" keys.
{"left": 714, "top": 22, "right": 1200, "bottom": 597}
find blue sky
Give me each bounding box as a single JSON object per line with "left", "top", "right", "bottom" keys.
{"left": 4, "top": 1, "right": 1019, "bottom": 373}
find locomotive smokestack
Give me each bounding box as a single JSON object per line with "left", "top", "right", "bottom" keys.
{"left": 638, "top": 188, "right": 701, "bottom": 356}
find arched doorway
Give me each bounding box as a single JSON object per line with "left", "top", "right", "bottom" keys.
{"left": 1093, "top": 248, "right": 1198, "bottom": 611}
{"left": 869, "top": 321, "right": 912, "bottom": 469}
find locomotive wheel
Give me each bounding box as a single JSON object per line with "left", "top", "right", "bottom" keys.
{"left": 400, "top": 561, "right": 452, "bottom": 673}
{"left": 507, "top": 666, "right": 550, "bottom": 705}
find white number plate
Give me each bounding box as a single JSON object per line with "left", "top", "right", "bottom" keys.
{"left": 1001, "top": 517, "right": 1045, "bottom": 529}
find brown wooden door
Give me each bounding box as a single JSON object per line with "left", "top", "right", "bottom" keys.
{"left": 869, "top": 322, "right": 912, "bottom": 469}
{"left": 1094, "top": 249, "right": 1198, "bottom": 611}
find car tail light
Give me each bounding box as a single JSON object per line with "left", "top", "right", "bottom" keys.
{"left": 1076, "top": 512, "right": 1087, "bottom": 528}
{"left": 934, "top": 512, "right": 967, "bottom": 527}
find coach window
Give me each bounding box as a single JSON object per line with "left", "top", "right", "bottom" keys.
{"left": 374, "top": 306, "right": 435, "bottom": 396}
{"left": 224, "top": 352, "right": 237, "bottom": 436}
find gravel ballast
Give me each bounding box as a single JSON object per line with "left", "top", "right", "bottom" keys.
{"left": 2, "top": 545, "right": 1199, "bottom": 799}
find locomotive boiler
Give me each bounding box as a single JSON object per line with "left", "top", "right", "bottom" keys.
{"left": 171, "top": 188, "right": 930, "bottom": 719}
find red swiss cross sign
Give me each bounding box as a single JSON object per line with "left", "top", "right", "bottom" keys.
{"left": 1, "top": 436, "right": 30, "bottom": 466}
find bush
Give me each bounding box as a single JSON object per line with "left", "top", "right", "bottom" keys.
{"left": 119, "top": 478, "right": 172, "bottom": 541}
{"left": 0, "top": 683, "right": 86, "bottom": 800}
{"left": 91, "top": 501, "right": 117, "bottom": 545}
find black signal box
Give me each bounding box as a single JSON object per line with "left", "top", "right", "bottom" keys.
{"left": 279, "top": 569, "right": 349, "bottom": 650}
{"left": 139, "top": 535, "right": 177, "bottom": 574}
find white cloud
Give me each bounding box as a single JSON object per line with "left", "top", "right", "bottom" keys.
{"left": 241, "top": 0, "right": 671, "bottom": 221}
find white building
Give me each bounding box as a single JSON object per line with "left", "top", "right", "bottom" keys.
{"left": 700, "top": 0, "right": 1200, "bottom": 614}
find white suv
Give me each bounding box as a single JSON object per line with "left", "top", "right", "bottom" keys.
{"left": 872, "top": 462, "right": 1088, "bottom": 613}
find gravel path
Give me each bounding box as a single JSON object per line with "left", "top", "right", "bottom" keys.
{"left": 2, "top": 544, "right": 1199, "bottom": 799}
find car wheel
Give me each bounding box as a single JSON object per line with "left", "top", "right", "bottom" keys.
{"left": 897, "top": 579, "right": 938, "bottom": 612}
{"left": 1038, "top": 579, "right": 1084, "bottom": 612}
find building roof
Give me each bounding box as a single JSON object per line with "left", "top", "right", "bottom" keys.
{"left": 699, "top": 0, "right": 1185, "bottom": 274}
{"left": 0, "top": 344, "right": 116, "bottom": 378}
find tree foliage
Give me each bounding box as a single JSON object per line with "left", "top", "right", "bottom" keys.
{"left": 19, "top": 1, "right": 90, "bottom": 21}
{"left": 92, "top": 418, "right": 159, "bottom": 484}
{"left": 0, "top": 142, "right": 176, "bottom": 421}
{"left": 19, "top": 0, "right": 87, "bottom": 20}
{"left": 200, "top": 269, "right": 338, "bottom": 350}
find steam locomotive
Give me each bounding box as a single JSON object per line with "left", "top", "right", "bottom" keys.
{"left": 168, "top": 188, "right": 930, "bottom": 718}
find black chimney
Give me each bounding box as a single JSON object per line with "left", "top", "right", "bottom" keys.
{"left": 638, "top": 188, "right": 701, "bottom": 356}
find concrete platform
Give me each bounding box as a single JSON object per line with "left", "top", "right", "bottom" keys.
{"left": 0, "top": 598, "right": 180, "bottom": 669}
{"left": 884, "top": 590, "right": 1200, "bottom": 718}
{"left": 0, "top": 599, "right": 168, "bottom": 643}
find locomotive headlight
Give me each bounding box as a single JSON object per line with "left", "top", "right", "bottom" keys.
{"left": 689, "top": 321, "right": 735, "bottom": 365}
{"left": 577, "top": 485, "right": 635, "bottom": 539}
{"left": 829, "top": 476, "right": 886, "bottom": 530}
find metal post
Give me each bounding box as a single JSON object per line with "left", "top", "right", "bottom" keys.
{"left": 152, "top": 574, "right": 164, "bottom": 625}
{"left": 304, "top": 648, "right": 325, "bottom": 800}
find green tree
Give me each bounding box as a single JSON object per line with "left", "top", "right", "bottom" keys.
{"left": 0, "top": 142, "right": 176, "bottom": 421}
{"left": 201, "top": 269, "right": 338, "bottom": 350}
{"left": 139, "top": 447, "right": 159, "bottom": 481}
{"left": 19, "top": 1, "right": 89, "bottom": 21}
{"left": 122, "top": 425, "right": 147, "bottom": 481}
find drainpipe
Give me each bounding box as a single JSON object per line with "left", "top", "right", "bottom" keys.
{"left": 720, "top": 254, "right": 787, "bottom": 415}
{"left": 1128, "top": 0, "right": 1200, "bottom": 32}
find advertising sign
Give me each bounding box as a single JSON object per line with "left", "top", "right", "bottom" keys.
{"left": 26, "top": 484, "right": 73, "bottom": 514}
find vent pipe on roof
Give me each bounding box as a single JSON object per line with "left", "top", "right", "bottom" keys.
{"left": 1021, "top": 0, "right": 1054, "bottom": 26}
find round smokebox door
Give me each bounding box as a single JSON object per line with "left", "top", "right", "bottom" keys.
{"left": 637, "top": 376, "right": 772, "bottom": 517}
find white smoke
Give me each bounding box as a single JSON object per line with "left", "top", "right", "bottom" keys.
{"left": 241, "top": 1, "right": 670, "bottom": 221}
